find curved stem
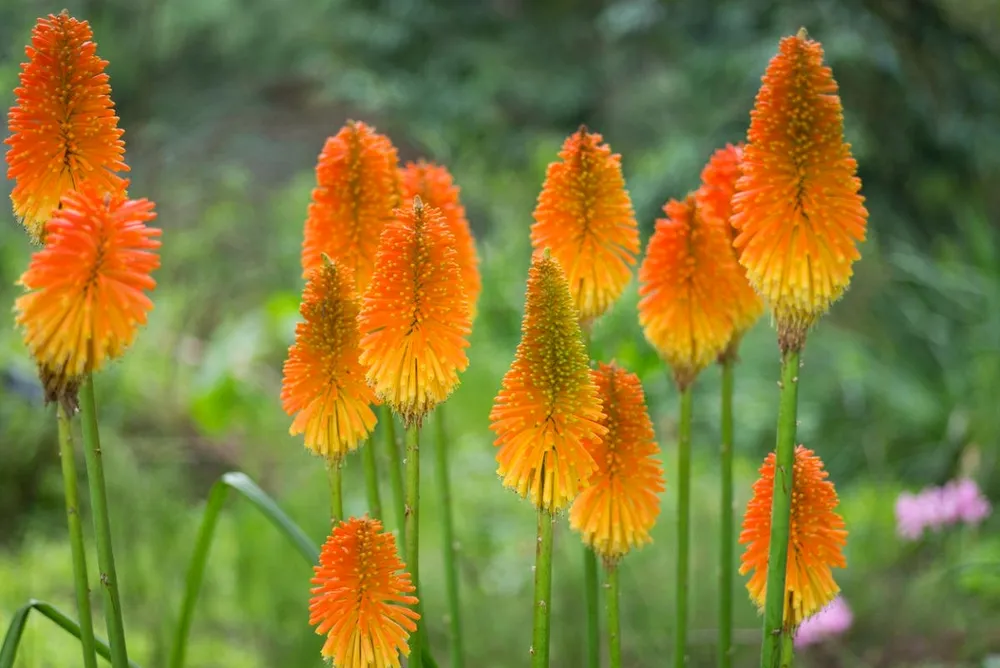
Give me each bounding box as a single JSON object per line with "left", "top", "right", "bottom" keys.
{"left": 383, "top": 406, "right": 407, "bottom": 538}
{"left": 79, "top": 376, "right": 129, "bottom": 668}
{"left": 531, "top": 509, "right": 554, "bottom": 668}
{"left": 759, "top": 350, "right": 801, "bottom": 668}
{"left": 674, "top": 386, "right": 693, "bottom": 668}
{"left": 719, "top": 360, "right": 735, "bottom": 668}
{"left": 361, "top": 436, "right": 383, "bottom": 520}
{"left": 583, "top": 548, "right": 600, "bottom": 668}
{"left": 326, "top": 456, "right": 343, "bottom": 524}
{"left": 57, "top": 405, "right": 98, "bottom": 668}
{"left": 606, "top": 562, "right": 621, "bottom": 668}
{"left": 434, "top": 407, "right": 465, "bottom": 668}
{"left": 405, "top": 424, "right": 422, "bottom": 668}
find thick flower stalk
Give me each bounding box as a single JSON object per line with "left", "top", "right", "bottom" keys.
{"left": 637, "top": 193, "right": 744, "bottom": 390}
{"left": 570, "top": 362, "right": 664, "bottom": 563}
{"left": 531, "top": 126, "right": 638, "bottom": 322}
{"left": 14, "top": 184, "right": 160, "bottom": 406}
{"left": 731, "top": 29, "right": 868, "bottom": 353}
{"left": 400, "top": 160, "right": 481, "bottom": 319}
{"left": 310, "top": 517, "right": 420, "bottom": 668}
{"left": 301, "top": 120, "right": 401, "bottom": 292}
{"left": 739, "top": 445, "right": 847, "bottom": 628}
{"left": 490, "top": 253, "right": 607, "bottom": 513}
{"left": 697, "top": 143, "right": 763, "bottom": 349}
{"left": 5, "top": 11, "right": 129, "bottom": 242}
{"left": 358, "top": 197, "right": 471, "bottom": 427}
{"left": 281, "top": 259, "right": 377, "bottom": 460}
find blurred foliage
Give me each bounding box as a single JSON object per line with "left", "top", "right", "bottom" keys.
{"left": 1, "top": 0, "right": 1000, "bottom": 665}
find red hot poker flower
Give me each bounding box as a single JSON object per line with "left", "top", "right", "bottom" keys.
{"left": 531, "top": 126, "right": 638, "bottom": 322}
{"left": 5, "top": 11, "right": 129, "bottom": 242}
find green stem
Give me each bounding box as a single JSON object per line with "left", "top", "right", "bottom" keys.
{"left": 719, "top": 359, "right": 735, "bottom": 668}
{"left": 531, "top": 509, "right": 554, "bottom": 668}
{"left": 759, "top": 350, "right": 801, "bottom": 668}
{"left": 405, "top": 424, "right": 422, "bottom": 668}
{"left": 57, "top": 405, "right": 98, "bottom": 668}
{"left": 583, "top": 548, "right": 600, "bottom": 668}
{"left": 674, "top": 386, "right": 693, "bottom": 668}
{"left": 361, "top": 436, "right": 383, "bottom": 520}
{"left": 79, "top": 375, "right": 129, "bottom": 668}
{"left": 606, "top": 562, "right": 621, "bottom": 668}
{"left": 435, "top": 407, "right": 465, "bottom": 668}
{"left": 326, "top": 456, "right": 343, "bottom": 524}
{"left": 779, "top": 630, "right": 794, "bottom": 668}
{"left": 384, "top": 406, "right": 407, "bottom": 538}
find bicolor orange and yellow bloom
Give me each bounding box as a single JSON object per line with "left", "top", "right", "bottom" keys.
{"left": 531, "top": 126, "right": 638, "bottom": 322}
{"left": 301, "top": 121, "right": 401, "bottom": 292}
{"left": 490, "top": 254, "right": 607, "bottom": 512}
{"left": 14, "top": 184, "right": 159, "bottom": 403}
{"left": 697, "top": 144, "right": 763, "bottom": 347}
{"left": 5, "top": 11, "right": 129, "bottom": 242}
{"left": 310, "top": 517, "right": 420, "bottom": 668}
{"left": 637, "top": 194, "right": 744, "bottom": 388}
{"left": 739, "top": 445, "right": 847, "bottom": 628}
{"left": 358, "top": 198, "right": 470, "bottom": 426}
{"left": 570, "top": 362, "right": 664, "bottom": 563}
{"left": 731, "top": 30, "right": 868, "bottom": 349}
{"left": 400, "top": 160, "right": 481, "bottom": 318}
{"left": 281, "top": 259, "right": 377, "bottom": 459}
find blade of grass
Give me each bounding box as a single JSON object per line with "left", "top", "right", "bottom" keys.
{"left": 0, "top": 599, "right": 141, "bottom": 668}
{"left": 168, "top": 472, "right": 318, "bottom": 668}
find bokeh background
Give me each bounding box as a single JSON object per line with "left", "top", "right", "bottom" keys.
{"left": 2, "top": 0, "right": 1000, "bottom": 666}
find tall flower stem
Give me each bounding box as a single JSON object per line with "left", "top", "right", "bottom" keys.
{"left": 719, "top": 357, "right": 735, "bottom": 668}
{"left": 56, "top": 404, "right": 98, "bottom": 668}
{"left": 674, "top": 386, "right": 693, "bottom": 668}
{"left": 759, "top": 350, "right": 801, "bottom": 668}
{"left": 434, "top": 406, "right": 465, "bottom": 668}
{"left": 79, "top": 375, "right": 129, "bottom": 668}
{"left": 326, "top": 456, "right": 343, "bottom": 523}
{"left": 404, "top": 424, "right": 422, "bottom": 668}
{"left": 780, "top": 631, "right": 795, "bottom": 668}
{"left": 532, "top": 509, "right": 555, "bottom": 668}
{"left": 583, "top": 548, "right": 600, "bottom": 668}
{"left": 580, "top": 324, "right": 600, "bottom": 668}
{"left": 383, "top": 405, "right": 407, "bottom": 537}
{"left": 606, "top": 562, "right": 621, "bottom": 668}
{"left": 361, "top": 437, "right": 383, "bottom": 520}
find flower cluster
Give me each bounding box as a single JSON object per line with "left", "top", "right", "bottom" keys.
{"left": 794, "top": 596, "right": 853, "bottom": 648}
{"left": 895, "top": 478, "right": 992, "bottom": 540}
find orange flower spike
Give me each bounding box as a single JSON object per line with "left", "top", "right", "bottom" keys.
{"left": 570, "top": 362, "right": 664, "bottom": 563}
{"left": 358, "top": 198, "right": 471, "bottom": 427}
{"left": 310, "top": 517, "right": 420, "bottom": 668}
{"left": 731, "top": 29, "right": 868, "bottom": 350}
{"left": 400, "top": 160, "right": 481, "bottom": 319}
{"left": 281, "top": 260, "right": 378, "bottom": 459}
{"left": 531, "top": 126, "right": 639, "bottom": 322}
{"left": 490, "top": 254, "right": 607, "bottom": 513}
{"left": 697, "top": 144, "right": 765, "bottom": 342}
{"left": 739, "top": 445, "right": 847, "bottom": 628}
{"left": 301, "top": 120, "right": 401, "bottom": 292}
{"left": 6, "top": 12, "right": 129, "bottom": 242}
{"left": 14, "top": 184, "right": 159, "bottom": 404}
{"left": 637, "top": 193, "right": 742, "bottom": 389}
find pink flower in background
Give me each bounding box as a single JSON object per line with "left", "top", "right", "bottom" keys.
{"left": 895, "top": 478, "right": 992, "bottom": 540}
{"left": 795, "top": 596, "right": 853, "bottom": 648}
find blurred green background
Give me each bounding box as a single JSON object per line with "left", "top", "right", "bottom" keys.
{"left": 2, "top": 0, "right": 1000, "bottom": 666}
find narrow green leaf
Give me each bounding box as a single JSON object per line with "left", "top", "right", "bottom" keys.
{"left": 0, "top": 599, "right": 141, "bottom": 668}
